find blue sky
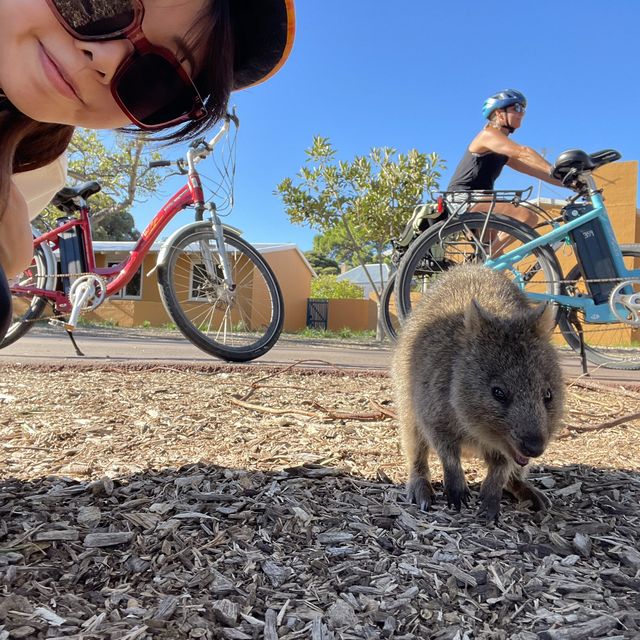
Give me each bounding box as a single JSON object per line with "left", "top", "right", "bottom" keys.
{"left": 133, "top": 0, "right": 640, "bottom": 251}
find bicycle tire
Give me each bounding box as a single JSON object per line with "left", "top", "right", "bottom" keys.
{"left": 379, "top": 271, "right": 400, "bottom": 342}
{"left": 0, "top": 245, "right": 51, "bottom": 348}
{"left": 395, "top": 213, "right": 563, "bottom": 320}
{"left": 157, "top": 226, "right": 284, "bottom": 362}
{"left": 557, "top": 244, "right": 640, "bottom": 370}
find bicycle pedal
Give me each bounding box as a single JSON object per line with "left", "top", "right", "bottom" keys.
{"left": 49, "top": 318, "right": 77, "bottom": 332}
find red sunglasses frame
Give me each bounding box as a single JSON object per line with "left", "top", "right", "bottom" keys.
{"left": 44, "top": 0, "right": 207, "bottom": 130}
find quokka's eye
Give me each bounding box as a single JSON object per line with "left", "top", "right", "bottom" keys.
{"left": 544, "top": 388, "right": 553, "bottom": 403}
{"left": 492, "top": 386, "right": 508, "bottom": 404}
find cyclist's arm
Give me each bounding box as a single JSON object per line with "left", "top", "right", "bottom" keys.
{"left": 0, "top": 182, "right": 33, "bottom": 277}
{"left": 473, "top": 129, "right": 563, "bottom": 186}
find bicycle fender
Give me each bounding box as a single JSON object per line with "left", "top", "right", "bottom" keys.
{"left": 154, "top": 220, "right": 243, "bottom": 269}
{"left": 31, "top": 225, "right": 57, "bottom": 291}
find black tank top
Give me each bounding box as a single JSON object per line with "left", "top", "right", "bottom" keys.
{"left": 447, "top": 149, "right": 508, "bottom": 191}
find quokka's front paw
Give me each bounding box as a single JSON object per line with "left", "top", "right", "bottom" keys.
{"left": 444, "top": 479, "right": 471, "bottom": 511}
{"left": 407, "top": 476, "right": 435, "bottom": 511}
{"left": 478, "top": 487, "right": 503, "bottom": 522}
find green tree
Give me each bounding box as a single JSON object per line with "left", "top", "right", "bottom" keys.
{"left": 311, "top": 228, "right": 375, "bottom": 268}
{"left": 41, "top": 129, "right": 167, "bottom": 240}
{"left": 310, "top": 274, "right": 363, "bottom": 299}
{"left": 276, "top": 136, "right": 444, "bottom": 301}
{"left": 304, "top": 248, "right": 340, "bottom": 275}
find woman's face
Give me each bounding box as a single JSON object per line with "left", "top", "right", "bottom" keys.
{"left": 0, "top": 0, "right": 208, "bottom": 129}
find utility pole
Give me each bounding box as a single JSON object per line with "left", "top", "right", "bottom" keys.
{"left": 537, "top": 147, "right": 548, "bottom": 204}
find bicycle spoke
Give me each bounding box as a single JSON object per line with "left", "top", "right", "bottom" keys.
{"left": 158, "top": 227, "right": 284, "bottom": 360}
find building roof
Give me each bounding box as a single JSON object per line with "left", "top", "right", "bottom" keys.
{"left": 529, "top": 197, "right": 568, "bottom": 208}
{"left": 93, "top": 241, "right": 316, "bottom": 276}
{"left": 336, "top": 263, "right": 390, "bottom": 285}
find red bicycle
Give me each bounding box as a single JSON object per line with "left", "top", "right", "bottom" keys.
{"left": 1, "top": 113, "right": 285, "bottom": 362}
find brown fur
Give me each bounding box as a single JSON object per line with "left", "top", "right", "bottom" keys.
{"left": 392, "top": 264, "right": 565, "bottom": 521}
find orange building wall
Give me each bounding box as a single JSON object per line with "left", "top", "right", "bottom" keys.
{"left": 86, "top": 247, "right": 313, "bottom": 332}
{"left": 263, "top": 250, "right": 312, "bottom": 332}
{"left": 326, "top": 299, "right": 378, "bottom": 332}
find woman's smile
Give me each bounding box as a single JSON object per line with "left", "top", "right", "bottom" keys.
{"left": 37, "top": 42, "right": 83, "bottom": 103}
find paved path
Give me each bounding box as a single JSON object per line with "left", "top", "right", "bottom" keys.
{"left": 0, "top": 326, "right": 638, "bottom": 387}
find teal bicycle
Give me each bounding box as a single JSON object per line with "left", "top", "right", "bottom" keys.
{"left": 393, "top": 149, "right": 640, "bottom": 370}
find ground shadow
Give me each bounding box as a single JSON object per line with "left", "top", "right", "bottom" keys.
{"left": 1, "top": 462, "right": 639, "bottom": 639}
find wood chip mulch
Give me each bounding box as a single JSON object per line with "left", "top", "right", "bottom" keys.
{"left": 1, "top": 364, "right": 639, "bottom": 640}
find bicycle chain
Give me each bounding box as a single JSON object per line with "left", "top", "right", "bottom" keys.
{"left": 15, "top": 271, "right": 108, "bottom": 325}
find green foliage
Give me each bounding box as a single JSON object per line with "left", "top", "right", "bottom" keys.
{"left": 41, "top": 129, "right": 168, "bottom": 240}
{"left": 311, "top": 230, "right": 374, "bottom": 268}
{"left": 92, "top": 211, "right": 141, "bottom": 241}
{"left": 292, "top": 327, "right": 376, "bottom": 340}
{"left": 276, "top": 136, "right": 444, "bottom": 298}
{"left": 310, "top": 274, "right": 364, "bottom": 299}
{"left": 304, "top": 248, "right": 340, "bottom": 275}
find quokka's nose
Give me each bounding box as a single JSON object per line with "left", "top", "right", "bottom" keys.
{"left": 518, "top": 434, "right": 546, "bottom": 458}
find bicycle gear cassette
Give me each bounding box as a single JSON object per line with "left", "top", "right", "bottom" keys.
{"left": 69, "top": 274, "right": 107, "bottom": 312}
{"left": 608, "top": 279, "right": 640, "bottom": 327}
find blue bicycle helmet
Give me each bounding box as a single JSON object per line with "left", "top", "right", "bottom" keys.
{"left": 482, "top": 89, "right": 527, "bottom": 119}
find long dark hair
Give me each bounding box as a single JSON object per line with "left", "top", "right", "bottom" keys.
{"left": 0, "top": 99, "right": 74, "bottom": 223}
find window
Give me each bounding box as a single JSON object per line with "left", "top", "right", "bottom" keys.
{"left": 108, "top": 261, "right": 143, "bottom": 300}
{"left": 190, "top": 262, "right": 224, "bottom": 301}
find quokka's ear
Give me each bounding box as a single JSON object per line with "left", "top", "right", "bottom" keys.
{"left": 464, "top": 298, "right": 493, "bottom": 333}
{"left": 530, "top": 302, "right": 556, "bottom": 335}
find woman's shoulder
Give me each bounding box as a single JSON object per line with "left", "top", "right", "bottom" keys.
{"left": 12, "top": 154, "right": 68, "bottom": 220}
{"left": 469, "top": 127, "right": 509, "bottom": 155}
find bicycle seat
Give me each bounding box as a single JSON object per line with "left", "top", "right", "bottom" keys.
{"left": 551, "top": 148, "right": 620, "bottom": 180}
{"left": 52, "top": 181, "right": 102, "bottom": 208}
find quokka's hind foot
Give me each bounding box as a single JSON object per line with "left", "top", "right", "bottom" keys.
{"left": 509, "top": 478, "right": 551, "bottom": 512}
{"left": 407, "top": 476, "right": 436, "bottom": 511}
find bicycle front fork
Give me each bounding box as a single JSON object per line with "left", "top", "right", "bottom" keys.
{"left": 203, "top": 205, "right": 235, "bottom": 291}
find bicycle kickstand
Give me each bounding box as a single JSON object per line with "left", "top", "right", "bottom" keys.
{"left": 65, "top": 328, "right": 85, "bottom": 357}
{"left": 49, "top": 318, "right": 86, "bottom": 356}
{"left": 568, "top": 309, "right": 589, "bottom": 376}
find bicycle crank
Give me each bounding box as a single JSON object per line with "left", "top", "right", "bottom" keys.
{"left": 609, "top": 279, "right": 640, "bottom": 327}
{"left": 66, "top": 274, "right": 107, "bottom": 330}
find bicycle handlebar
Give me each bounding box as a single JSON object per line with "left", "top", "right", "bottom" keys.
{"left": 148, "top": 108, "right": 239, "bottom": 173}
{"left": 148, "top": 160, "right": 171, "bottom": 169}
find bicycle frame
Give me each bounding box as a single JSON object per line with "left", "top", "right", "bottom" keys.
{"left": 13, "top": 118, "right": 232, "bottom": 314}
{"left": 484, "top": 174, "right": 640, "bottom": 323}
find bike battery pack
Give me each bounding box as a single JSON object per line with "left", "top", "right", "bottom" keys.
{"left": 57, "top": 221, "right": 86, "bottom": 294}
{"left": 563, "top": 206, "right": 617, "bottom": 305}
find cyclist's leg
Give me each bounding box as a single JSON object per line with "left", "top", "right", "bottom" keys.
{"left": 0, "top": 265, "right": 12, "bottom": 342}
{"left": 469, "top": 202, "right": 538, "bottom": 256}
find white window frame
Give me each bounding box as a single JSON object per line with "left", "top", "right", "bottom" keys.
{"left": 107, "top": 259, "right": 143, "bottom": 301}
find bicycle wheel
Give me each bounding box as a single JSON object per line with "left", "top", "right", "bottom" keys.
{"left": 157, "top": 226, "right": 284, "bottom": 362}
{"left": 0, "top": 245, "right": 51, "bottom": 348}
{"left": 557, "top": 244, "right": 640, "bottom": 369}
{"left": 395, "top": 213, "right": 563, "bottom": 319}
{"left": 379, "top": 272, "right": 401, "bottom": 342}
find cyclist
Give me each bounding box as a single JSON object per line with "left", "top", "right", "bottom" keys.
{"left": 0, "top": 0, "right": 296, "bottom": 339}
{"left": 446, "top": 89, "right": 563, "bottom": 227}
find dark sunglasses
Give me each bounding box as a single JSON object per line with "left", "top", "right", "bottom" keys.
{"left": 44, "top": 0, "right": 207, "bottom": 130}
{"left": 509, "top": 103, "right": 526, "bottom": 113}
